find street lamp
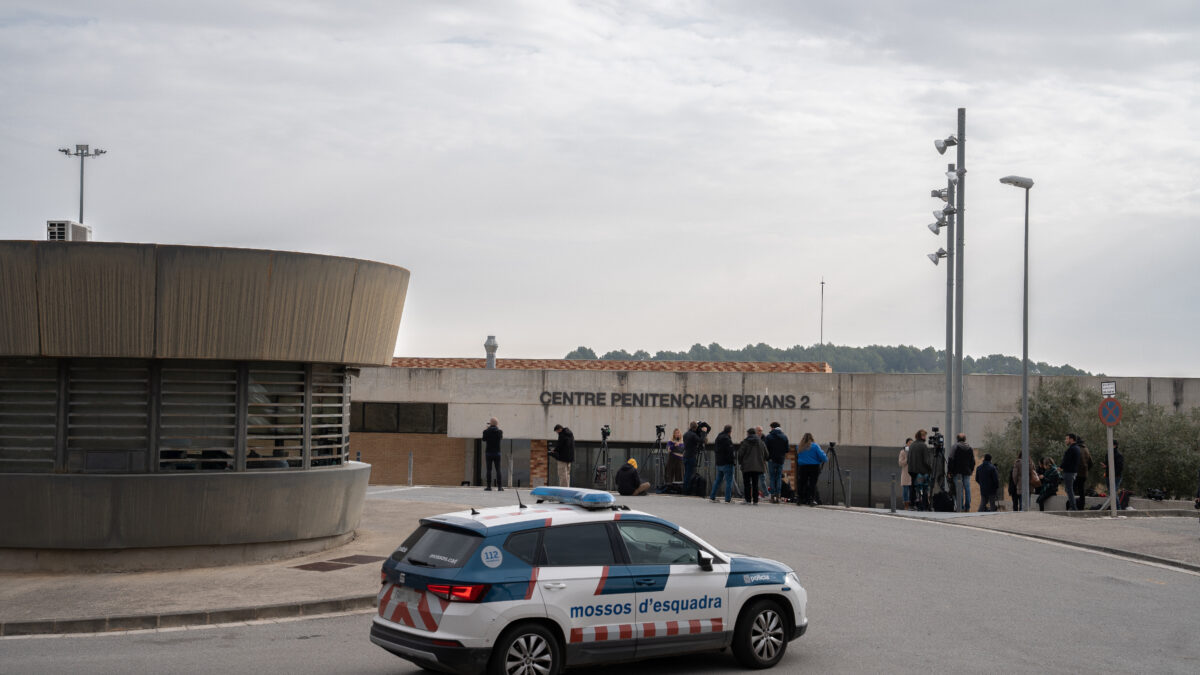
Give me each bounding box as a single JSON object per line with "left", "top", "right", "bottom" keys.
{"left": 58, "top": 144, "right": 106, "bottom": 224}
{"left": 927, "top": 248, "right": 947, "bottom": 265}
{"left": 1000, "top": 174, "right": 1034, "bottom": 510}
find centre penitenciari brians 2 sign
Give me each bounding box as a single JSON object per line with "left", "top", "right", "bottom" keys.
{"left": 538, "top": 391, "right": 812, "bottom": 410}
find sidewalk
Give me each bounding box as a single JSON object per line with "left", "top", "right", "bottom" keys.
{"left": 2, "top": 491, "right": 1197, "bottom": 636}
{"left": 871, "top": 506, "right": 1200, "bottom": 571}
{"left": 0, "top": 498, "right": 463, "bottom": 636}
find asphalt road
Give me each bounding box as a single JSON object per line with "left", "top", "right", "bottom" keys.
{"left": 3, "top": 488, "right": 1198, "bottom": 674}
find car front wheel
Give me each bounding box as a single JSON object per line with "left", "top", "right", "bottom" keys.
{"left": 733, "top": 598, "right": 788, "bottom": 669}
{"left": 489, "top": 623, "right": 561, "bottom": 675}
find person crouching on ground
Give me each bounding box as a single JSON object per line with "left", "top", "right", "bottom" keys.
{"left": 737, "top": 427, "right": 768, "bottom": 505}
{"left": 615, "top": 458, "right": 650, "bottom": 496}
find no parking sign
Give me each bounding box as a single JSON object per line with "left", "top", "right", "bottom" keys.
{"left": 1099, "top": 398, "right": 1122, "bottom": 427}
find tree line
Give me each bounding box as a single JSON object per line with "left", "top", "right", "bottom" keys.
{"left": 563, "top": 342, "right": 1093, "bottom": 377}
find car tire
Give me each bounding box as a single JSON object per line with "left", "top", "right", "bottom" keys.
{"left": 488, "top": 622, "right": 562, "bottom": 675}
{"left": 732, "top": 598, "right": 788, "bottom": 669}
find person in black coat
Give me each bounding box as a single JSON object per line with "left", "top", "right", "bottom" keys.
{"left": 975, "top": 453, "right": 1000, "bottom": 511}
{"left": 708, "top": 425, "right": 736, "bottom": 503}
{"left": 482, "top": 417, "right": 503, "bottom": 491}
{"left": 551, "top": 424, "right": 575, "bottom": 487}
{"left": 763, "top": 422, "right": 790, "bottom": 504}
{"left": 1060, "top": 433, "right": 1082, "bottom": 511}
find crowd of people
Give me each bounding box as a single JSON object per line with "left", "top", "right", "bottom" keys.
{"left": 485, "top": 417, "right": 1146, "bottom": 513}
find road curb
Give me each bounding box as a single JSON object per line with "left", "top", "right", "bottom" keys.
{"left": 0, "top": 594, "right": 376, "bottom": 637}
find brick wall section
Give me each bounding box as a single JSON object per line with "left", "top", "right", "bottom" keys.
{"left": 352, "top": 433, "right": 465, "bottom": 486}
{"left": 530, "top": 440, "right": 548, "bottom": 486}
{"left": 391, "top": 357, "right": 832, "bottom": 373}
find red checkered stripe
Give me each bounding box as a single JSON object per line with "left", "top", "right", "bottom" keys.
{"left": 377, "top": 582, "right": 450, "bottom": 631}
{"left": 568, "top": 618, "right": 723, "bottom": 643}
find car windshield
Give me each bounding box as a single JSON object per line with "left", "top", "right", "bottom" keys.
{"left": 392, "top": 525, "right": 481, "bottom": 569}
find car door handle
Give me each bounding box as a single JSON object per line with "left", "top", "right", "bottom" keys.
{"left": 635, "top": 578, "right": 657, "bottom": 586}
{"left": 542, "top": 582, "right": 567, "bottom": 590}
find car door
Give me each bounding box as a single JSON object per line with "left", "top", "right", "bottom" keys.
{"left": 614, "top": 520, "right": 730, "bottom": 658}
{"left": 536, "top": 522, "right": 636, "bottom": 666}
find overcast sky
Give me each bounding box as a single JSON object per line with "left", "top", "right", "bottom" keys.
{"left": 2, "top": 1, "right": 1198, "bottom": 377}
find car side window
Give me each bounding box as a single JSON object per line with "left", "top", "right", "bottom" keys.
{"left": 616, "top": 521, "right": 699, "bottom": 566}
{"left": 504, "top": 529, "right": 541, "bottom": 565}
{"left": 540, "top": 523, "right": 617, "bottom": 566}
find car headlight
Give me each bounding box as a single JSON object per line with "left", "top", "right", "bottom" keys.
{"left": 786, "top": 571, "right": 799, "bottom": 585}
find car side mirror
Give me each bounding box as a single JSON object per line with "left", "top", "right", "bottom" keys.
{"left": 698, "top": 551, "right": 713, "bottom": 572}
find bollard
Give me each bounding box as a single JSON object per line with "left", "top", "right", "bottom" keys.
{"left": 844, "top": 469, "right": 852, "bottom": 509}
{"left": 890, "top": 473, "right": 897, "bottom": 513}
{"left": 408, "top": 451, "right": 414, "bottom": 486}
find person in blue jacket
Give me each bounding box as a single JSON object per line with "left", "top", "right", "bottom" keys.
{"left": 794, "top": 432, "right": 827, "bottom": 506}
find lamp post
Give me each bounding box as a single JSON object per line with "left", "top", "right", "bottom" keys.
{"left": 58, "top": 144, "right": 106, "bottom": 223}
{"left": 1000, "top": 174, "right": 1034, "bottom": 510}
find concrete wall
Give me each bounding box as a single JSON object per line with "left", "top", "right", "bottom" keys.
{"left": 0, "top": 242, "right": 409, "bottom": 366}
{"left": 353, "top": 367, "right": 1200, "bottom": 447}
{"left": 0, "top": 463, "right": 370, "bottom": 549}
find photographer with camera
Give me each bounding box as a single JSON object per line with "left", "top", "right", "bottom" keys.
{"left": 907, "top": 429, "right": 933, "bottom": 511}
{"left": 550, "top": 424, "right": 575, "bottom": 487}
{"left": 682, "top": 421, "right": 710, "bottom": 494}
{"left": 794, "top": 432, "right": 827, "bottom": 506}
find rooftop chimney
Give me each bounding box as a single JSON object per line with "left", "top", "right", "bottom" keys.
{"left": 484, "top": 335, "right": 499, "bottom": 369}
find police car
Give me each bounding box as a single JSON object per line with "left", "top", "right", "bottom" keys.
{"left": 369, "top": 487, "right": 808, "bottom": 675}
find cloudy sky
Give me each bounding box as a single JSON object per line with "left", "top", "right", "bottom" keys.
{"left": 2, "top": 1, "right": 1197, "bottom": 377}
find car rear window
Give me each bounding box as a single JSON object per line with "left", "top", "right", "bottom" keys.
{"left": 391, "top": 525, "right": 481, "bottom": 569}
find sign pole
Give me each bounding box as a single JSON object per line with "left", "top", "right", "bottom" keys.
{"left": 1099, "top": 383, "right": 1120, "bottom": 518}
{"left": 1107, "top": 425, "right": 1117, "bottom": 518}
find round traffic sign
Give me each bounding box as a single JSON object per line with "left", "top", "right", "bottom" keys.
{"left": 1099, "top": 398, "right": 1122, "bottom": 427}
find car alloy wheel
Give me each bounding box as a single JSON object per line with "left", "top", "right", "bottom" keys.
{"left": 751, "top": 607, "right": 784, "bottom": 662}
{"left": 494, "top": 625, "right": 559, "bottom": 675}
{"left": 733, "top": 598, "right": 788, "bottom": 669}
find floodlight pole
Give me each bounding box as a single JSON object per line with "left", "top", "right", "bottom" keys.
{"left": 953, "top": 109, "right": 966, "bottom": 441}
{"left": 59, "top": 144, "right": 106, "bottom": 224}
{"left": 944, "top": 166, "right": 956, "bottom": 441}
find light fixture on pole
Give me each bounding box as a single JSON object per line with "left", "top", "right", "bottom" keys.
{"left": 935, "top": 135, "right": 957, "bottom": 155}
{"left": 58, "top": 144, "right": 106, "bottom": 224}
{"left": 1000, "top": 174, "right": 1034, "bottom": 510}
{"left": 932, "top": 162, "right": 957, "bottom": 443}
{"left": 927, "top": 248, "right": 947, "bottom": 265}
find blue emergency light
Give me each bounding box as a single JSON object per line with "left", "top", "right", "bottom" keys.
{"left": 529, "top": 486, "right": 616, "bottom": 508}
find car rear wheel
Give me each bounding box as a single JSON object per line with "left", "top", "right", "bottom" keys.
{"left": 489, "top": 623, "right": 561, "bottom": 675}
{"left": 733, "top": 598, "right": 788, "bottom": 669}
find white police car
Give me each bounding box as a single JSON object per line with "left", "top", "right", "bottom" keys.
{"left": 369, "top": 487, "right": 808, "bottom": 675}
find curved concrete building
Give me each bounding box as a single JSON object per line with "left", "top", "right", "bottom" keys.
{"left": 0, "top": 241, "right": 409, "bottom": 568}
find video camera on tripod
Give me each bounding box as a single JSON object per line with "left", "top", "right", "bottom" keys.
{"left": 594, "top": 424, "right": 612, "bottom": 488}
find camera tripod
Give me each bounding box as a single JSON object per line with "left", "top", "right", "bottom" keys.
{"left": 651, "top": 426, "right": 667, "bottom": 488}
{"left": 825, "top": 444, "right": 847, "bottom": 506}
{"left": 593, "top": 431, "right": 611, "bottom": 491}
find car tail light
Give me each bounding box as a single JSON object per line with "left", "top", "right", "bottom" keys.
{"left": 426, "top": 583, "right": 490, "bottom": 603}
